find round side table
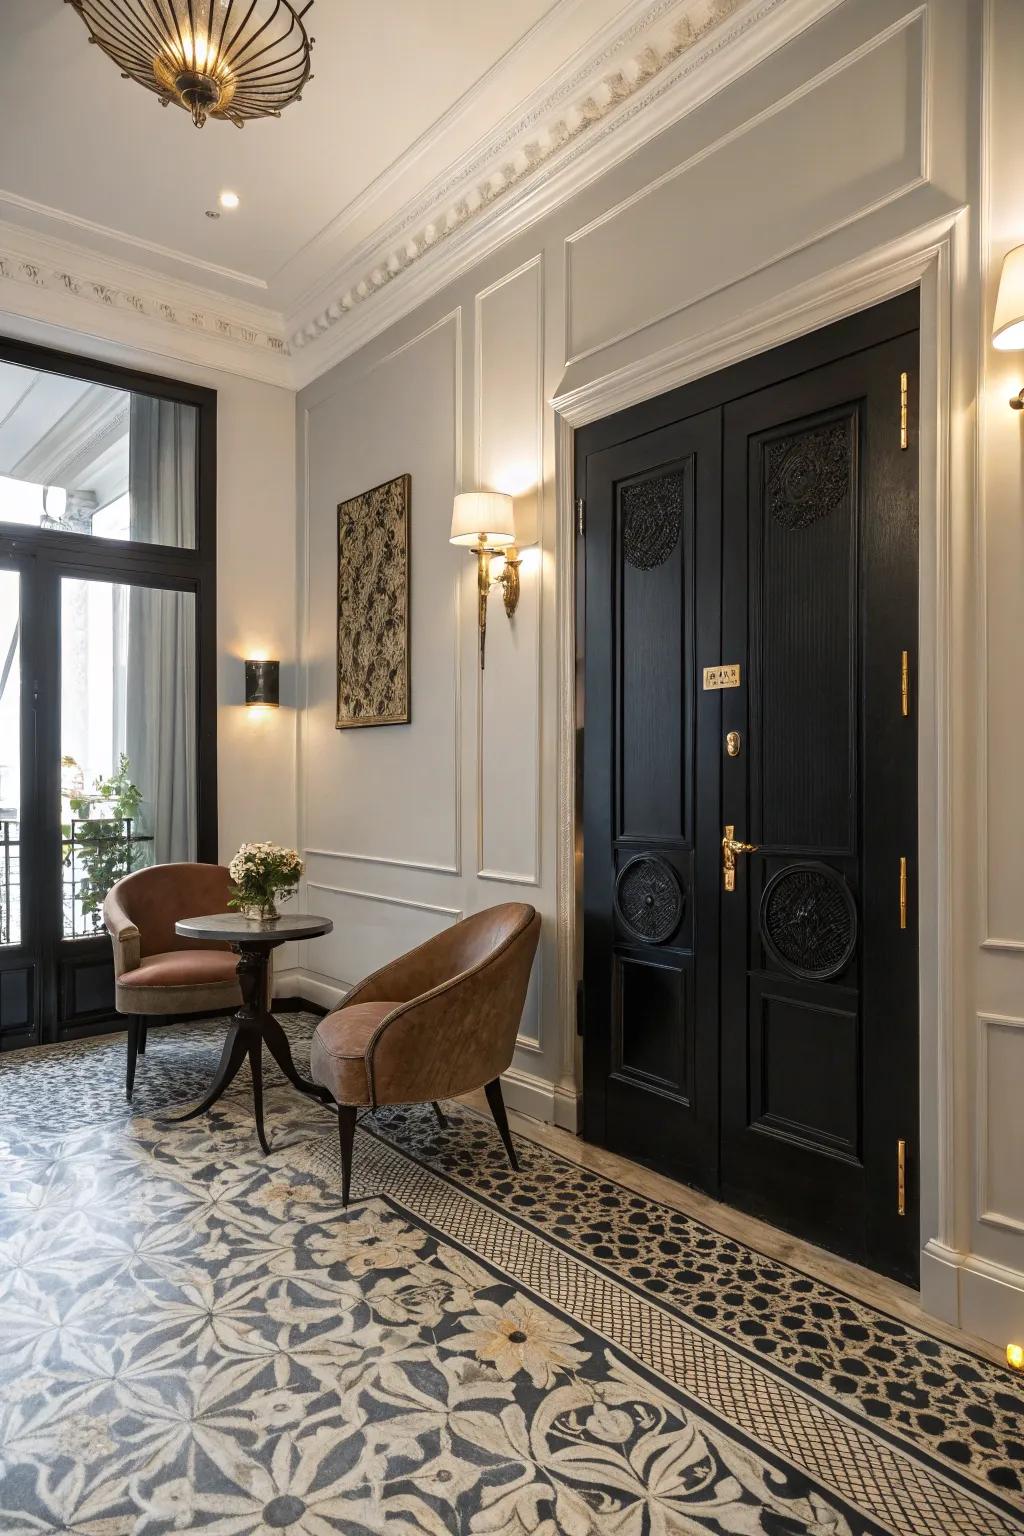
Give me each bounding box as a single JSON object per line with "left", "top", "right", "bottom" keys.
{"left": 162, "top": 912, "right": 333, "bottom": 1152}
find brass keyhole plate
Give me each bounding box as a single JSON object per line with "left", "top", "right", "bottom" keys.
{"left": 725, "top": 731, "right": 741, "bottom": 758}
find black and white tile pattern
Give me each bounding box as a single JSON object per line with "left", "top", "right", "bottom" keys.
{"left": 0, "top": 1017, "right": 1020, "bottom": 1535}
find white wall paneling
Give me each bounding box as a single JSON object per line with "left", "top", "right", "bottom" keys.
{"left": 978, "top": 0, "right": 1024, "bottom": 951}
{"left": 475, "top": 255, "right": 544, "bottom": 886}
{"left": 976, "top": 1014, "right": 1024, "bottom": 1237}
{"left": 564, "top": 9, "right": 927, "bottom": 365}
{"left": 304, "top": 881, "right": 462, "bottom": 993}
{"left": 15, "top": 0, "right": 1024, "bottom": 1348}
{"left": 290, "top": 0, "right": 1024, "bottom": 1347}
{"left": 300, "top": 310, "right": 463, "bottom": 877}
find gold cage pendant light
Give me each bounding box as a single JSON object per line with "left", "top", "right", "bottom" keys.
{"left": 65, "top": 0, "right": 315, "bottom": 129}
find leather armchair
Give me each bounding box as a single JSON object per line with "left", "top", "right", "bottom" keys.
{"left": 103, "top": 863, "right": 242, "bottom": 1100}
{"left": 310, "top": 902, "right": 541, "bottom": 1204}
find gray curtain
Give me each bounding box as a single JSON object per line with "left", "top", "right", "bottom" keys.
{"left": 124, "top": 396, "right": 198, "bottom": 865}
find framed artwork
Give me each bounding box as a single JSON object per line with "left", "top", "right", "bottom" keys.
{"left": 336, "top": 473, "right": 411, "bottom": 729}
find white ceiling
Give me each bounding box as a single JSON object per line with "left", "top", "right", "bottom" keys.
{"left": 0, "top": 0, "right": 626, "bottom": 312}
{"left": 0, "top": 0, "right": 799, "bottom": 385}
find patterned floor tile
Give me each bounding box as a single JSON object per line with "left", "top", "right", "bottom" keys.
{"left": 0, "top": 1016, "right": 1020, "bottom": 1536}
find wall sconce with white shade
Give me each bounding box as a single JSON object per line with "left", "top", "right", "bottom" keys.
{"left": 992, "top": 244, "right": 1024, "bottom": 409}
{"left": 450, "top": 492, "right": 522, "bottom": 668}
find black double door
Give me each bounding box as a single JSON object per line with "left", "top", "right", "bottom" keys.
{"left": 580, "top": 295, "right": 919, "bottom": 1283}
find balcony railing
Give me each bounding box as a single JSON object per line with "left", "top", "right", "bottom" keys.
{"left": 0, "top": 818, "right": 19, "bottom": 946}
{"left": 62, "top": 817, "right": 154, "bottom": 939}
{"left": 0, "top": 815, "right": 155, "bottom": 945}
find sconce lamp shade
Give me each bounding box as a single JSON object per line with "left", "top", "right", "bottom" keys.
{"left": 245, "top": 659, "right": 280, "bottom": 707}
{"left": 450, "top": 492, "right": 516, "bottom": 547}
{"left": 993, "top": 245, "right": 1024, "bottom": 350}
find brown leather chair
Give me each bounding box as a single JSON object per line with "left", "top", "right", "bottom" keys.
{"left": 310, "top": 902, "right": 541, "bottom": 1204}
{"left": 103, "top": 863, "right": 242, "bottom": 1101}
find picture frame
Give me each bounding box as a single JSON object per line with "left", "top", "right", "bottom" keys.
{"left": 336, "top": 473, "right": 411, "bottom": 729}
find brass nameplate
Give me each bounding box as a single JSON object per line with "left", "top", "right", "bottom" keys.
{"left": 703, "top": 664, "right": 741, "bottom": 691}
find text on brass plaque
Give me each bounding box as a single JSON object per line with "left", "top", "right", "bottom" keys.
{"left": 703, "top": 663, "right": 741, "bottom": 691}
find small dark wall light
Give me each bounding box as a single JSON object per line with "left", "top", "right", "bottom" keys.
{"left": 245, "top": 660, "right": 280, "bottom": 707}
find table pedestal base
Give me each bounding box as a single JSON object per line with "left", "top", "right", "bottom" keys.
{"left": 161, "top": 942, "right": 327, "bottom": 1150}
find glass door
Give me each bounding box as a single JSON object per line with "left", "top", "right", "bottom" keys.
{"left": 0, "top": 335, "right": 216, "bottom": 1047}
{"left": 54, "top": 575, "right": 199, "bottom": 1024}
{"left": 0, "top": 558, "right": 37, "bottom": 1046}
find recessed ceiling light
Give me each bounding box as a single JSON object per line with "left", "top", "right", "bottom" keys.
{"left": 219, "top": 190, "right": 240, "bottom": 210}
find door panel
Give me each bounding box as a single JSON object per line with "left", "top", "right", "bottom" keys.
{"left": 720, "top": 336, "right": 918, "bottom": 1282}
{"left": 753, "top": 411, "right": 858, "bottom": 855}
{"left": 583, "top": 411, "right": 721, "bottom": 1188}
{"left": 579, "top": 294, "right": 919, "bottom": 1284}
{"left": 618, "top": 469, "right": 691, "bottom": 844}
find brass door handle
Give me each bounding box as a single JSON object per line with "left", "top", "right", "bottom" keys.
{"left": 722, "top": 824, "right": 759, "bottom": 891}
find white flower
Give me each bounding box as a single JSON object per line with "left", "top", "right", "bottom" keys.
{"left": 228, "top": 842, "right": 304, "bottom": 904}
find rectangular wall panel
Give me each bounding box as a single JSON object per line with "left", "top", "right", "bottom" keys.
{"left": 566, "top": 18, "right": 925, "bottom": 361}
{"left": 303, "top": 314, "right": 461, "bottom": 875}
{"left": 476, "top": 257, "right": 543, "bottom": 884}
{"left": 304, "top": 881, "right": 461, "bottom": 991}
{"left": 978, "top": 1014, "right": 1024, "bottom": 1233}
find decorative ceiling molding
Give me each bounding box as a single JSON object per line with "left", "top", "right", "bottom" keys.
{"left": 0, "top": 0, "right": 841, "bottom": 390}
{"left": 0, "top": 222, "right": 290, "bottom": 386}
{"left": 286, "top": 0, "right": 843, "bottom": 381}
{"left": 0, "top": 187, "right": 269, "bottom": 293}
{"left": 289, "top": 0, "right": 751, "bottom": 354}
{"left": 0, "top": 245, "right": 286, "bottom": 356}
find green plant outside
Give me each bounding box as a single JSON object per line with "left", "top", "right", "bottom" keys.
{"left": 62, "top": 754, "right": 148, "bottom": 925}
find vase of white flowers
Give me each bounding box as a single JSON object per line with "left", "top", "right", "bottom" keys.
{"left": 228, "top": 842, "right": 303, "bottom": 921}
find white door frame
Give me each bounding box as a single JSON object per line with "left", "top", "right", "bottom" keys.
{"left": 551, "top": 209, "right": 972, "bottom": 1311}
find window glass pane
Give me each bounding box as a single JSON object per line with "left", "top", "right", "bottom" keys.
{"left": 0, "top": 359, "right": 196, "bottom": 549}
{"left": 61, "top": 577, "right": 196, "bottom": 939}
{"left": 0, "top": 568, "right": 21, "bottom": 946}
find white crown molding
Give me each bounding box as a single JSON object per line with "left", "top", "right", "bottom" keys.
{"left": 271, "top": 0, "right": 599, "bottom": 296}
{"left": 0, "top": 187, "right": 269, "bottom": 294}
{"left": 0, "top": 221, "right": 291, "bottom": 387}
{"left": 0, "top": 0, "right": 840, "bottom": 390}
{"left": 286, "top": 0, "right": 845, "bottom": 386}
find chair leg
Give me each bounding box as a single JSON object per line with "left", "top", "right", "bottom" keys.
{"left": 484, "top": 1077, "right": 519, "bottom": 1172}
{"left": 432, "top": 1100, "right": 448, "bottom": 1130}
{"left": 126, "top": 1017, "right": 142, "bottom": 1103}
{"left": 138, "top": 1020, "right": 148, "bottom": 1056}
{"left": 337, "top": 1106, "right": 357, "bottom": 1207}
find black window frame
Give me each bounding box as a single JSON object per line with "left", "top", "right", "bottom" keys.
{"left": 0, "top": 332, "right": 217, "bottom": 1044}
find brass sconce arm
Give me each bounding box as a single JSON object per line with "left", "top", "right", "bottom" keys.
{"left": 473, "top": 541, "right": 522, "bottom": 669}
{"left": 450, "top": 492, "right": 522, "bottom": 670}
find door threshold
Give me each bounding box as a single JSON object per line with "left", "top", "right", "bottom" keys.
{"left": 459, "top": 1090, "right": 1004, "bottom": 1370}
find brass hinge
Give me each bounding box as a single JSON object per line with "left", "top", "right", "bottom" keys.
{"left": 576, "top": 498, "right": 586, "bottom": 538}
{"left": 900, "top": 371, "right": 909, "bottom": 450}
{"left": 899, "top": 857, "right": 908, "bottom": 930}
{"left": 901, "top": 649, "right": 910, "bottom": 717}
{"left": 897, "top": 1138, "right": 907, "bottom": 1216}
